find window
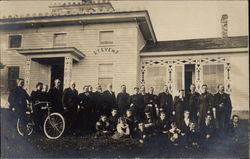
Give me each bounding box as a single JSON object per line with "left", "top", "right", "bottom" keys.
{"left": 53, "top": 33, "right": 67, "bottom": 46}
{"left": 8, "top": 67, "right": 20, "bottom": 91}
{"left": 9, "top": 35, "right": 22, "bottom": 48}
{"left": 99, "top": 31, "right": 114, "bottom": 45}
{"left": 175, "top": 66, "right": 184, "bottom": 92}
{"left": 203, "top": 64, "right": 224, "bottom": 94}
{"left": 98, "top": 64, "right": 113, "bottom": 90}
{"left": 145, "top": 66, "right": 166, "bottom": 94}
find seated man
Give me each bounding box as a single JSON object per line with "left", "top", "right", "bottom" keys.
{"left": 95, "top": 115, "right": 110, "bottom": 137}
{"left": 125, "top": 109, "right": 138, "bottom": 137}
{"left": 227, "top": 115, "right": 244, "bottom": 144}
{"left": 168, "top": 122, "right": 182, "bottom": 146}
{"left": 112, "top": 117, "right": 130, "bottom": 139}
{"left": 200, "top": 113, "right": 215, "bottom": 145}
{"left": 185, "top": 122, "right": 200, "bottom": 148}
{"left": 135, "top": 123, "right": 149, "bottom": 144}
{"left": 109, "top": 108, "right": 119, "bottom": 134}
{"left": 155, "top": 111, "right": 170, "bottom": 134}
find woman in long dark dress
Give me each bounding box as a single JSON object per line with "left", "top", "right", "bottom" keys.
{"left": 173, "top": 89, "right": 187, "bottom": 127}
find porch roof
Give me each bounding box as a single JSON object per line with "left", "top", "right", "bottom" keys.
{"left": 17, "top": 47, "right": 85, "bottom": 62}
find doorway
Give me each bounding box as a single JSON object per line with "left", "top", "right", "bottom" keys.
{"left": 184, "top": 64, "right": 195, "bottom": 95}
{"left": 50, "top": 64, "right": 64, "bottom": 89}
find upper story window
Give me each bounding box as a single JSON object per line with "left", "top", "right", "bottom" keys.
{"left": 9, "top": 35, "right": 22, "bottom": 48}
{"left": 53, "top": 33, "right": 67, "bottom": 47}
{"left": 99, "top": 31, "right": 114, "bottom": 45}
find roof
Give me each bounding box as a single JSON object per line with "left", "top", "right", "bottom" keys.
{"left": 141, "top": 36, "right": 248, "bottom": 52}
{"left": 0, "top": 10, "right": 157, "bottom": 43}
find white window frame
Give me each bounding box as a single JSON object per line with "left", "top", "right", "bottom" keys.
{"left": 8, "top": 34, "right": 23, "bottom": 49}
{"left": 99, "top": 30, "right": 115, "bottom": 46}
{"left": 53, "top": 32, "right": 68, "bottom": 47}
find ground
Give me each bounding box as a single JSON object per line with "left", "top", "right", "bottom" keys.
{"left": 1, "top": 108, "right": 249, "bottom": 158}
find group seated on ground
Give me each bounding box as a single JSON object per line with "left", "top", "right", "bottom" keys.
{"left": 95, "top": 108, "right": 244, "bottom": 148}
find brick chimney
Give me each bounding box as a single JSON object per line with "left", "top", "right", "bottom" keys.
{"left": 221, "top": 14, "right": 228, "bottom": 38}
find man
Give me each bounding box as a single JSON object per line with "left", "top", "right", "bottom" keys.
{"left": 42, "top": 84, "right": 49, "bottom": 101}
{"left": 186, "top": 84, "right": 200, "bottom": 122}
{"left": 138, "top": 85, "right": 147, "bottom": 120}
{"left": 8, "top": 78, "right": 30, "bottom": 134}
{"left": 102, "top": 83, "right": 116, "bottom": 116}
{"left": 129, "top": 87, "right": 144, "bottom": 121}
{"left": 158, "top": 85, "right": 173, "bottom": 121}
{"left": 31, "top": 82, "right": 44, "bottom": 104}
{"left": 144, "top": 87, "right": 158, "bottom": 119}
{"left": 116, "top": 85, "right": 130, "bottom": 116}
{"left": 214, "top": 84, "right": 232, "bottom": 129}
{"left": 62, "top": 81, "right": 79, "bottom": 130}
{"left": 92, "top": 84, "right": 103, "bottom": 121}
{"left": 48, "top": 79, "right": 63, "bottom": 113}
{"left": 31, "top": 82, "right": 45, "bottom": 129}
{"left": 198, "top": 84, "right": 213, "bottom": 128}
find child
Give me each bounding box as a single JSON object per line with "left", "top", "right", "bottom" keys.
{"left": 186, "top": 122, "right": 200, "bottom": 148}
{"left": 95, "top": 115, "right": 110, "bottom": 137}
{"left": 155, "top": 111, "right": 170, "bottom": 134}
{"left": 169, "top": 122, "right": 182, "bottom": 146}
{"left": 112, "top": 117, "right": 130, "bottom": 139}
{"left": 109, "top": 109, "right": 119, "bottom": 133}
{"left": 136, "top": 123, "right": 148, "bottom": 144}
{"left": 125, "top": 109, "right": 138, "bottom": 137}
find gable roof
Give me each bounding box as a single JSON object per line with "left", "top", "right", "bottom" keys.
{"left": 141, "top": 36, "right": 248, "bottom": 52}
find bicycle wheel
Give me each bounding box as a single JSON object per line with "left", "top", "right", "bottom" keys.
{"left": 43, "top": 112, "right": 65, "bottom": 139}
{"left": 16, "top": 118, "right": 33, "bottom": 136}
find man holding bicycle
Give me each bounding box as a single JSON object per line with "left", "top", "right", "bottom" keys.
{"left": 8, "top": 78, "right": 31, "bottom": 135}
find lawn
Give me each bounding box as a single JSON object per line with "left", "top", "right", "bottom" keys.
{"left": 1, "top": 108, "right": 249, "bottom": 158}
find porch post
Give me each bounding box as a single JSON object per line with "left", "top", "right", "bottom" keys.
{"left": 25, "top": 57, "right": 31, "bottom": 93}
{"left": 64, "top": 56, "right": 73, "bottom": 89}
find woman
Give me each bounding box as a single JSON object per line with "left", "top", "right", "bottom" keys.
{"left": 173, "top": 89, "right": 187, "bottom": 127}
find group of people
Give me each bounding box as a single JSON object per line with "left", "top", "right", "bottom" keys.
{"left": 8, "top": 78, "right": 242, "bottom": 147}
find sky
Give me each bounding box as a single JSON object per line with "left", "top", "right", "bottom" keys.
{"left": 0, "top": 0, "right": 248, "bottom": 41}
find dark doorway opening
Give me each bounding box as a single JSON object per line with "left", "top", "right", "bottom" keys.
{"left": 185, "top": 64, "right": 195, "bottom": 95}
{"left": 51, "top": 64, "right": 64, "bottom": 90}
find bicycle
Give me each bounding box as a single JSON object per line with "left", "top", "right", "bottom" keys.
{"left": 16, "top": 101, "right": 65, "bottom": 139}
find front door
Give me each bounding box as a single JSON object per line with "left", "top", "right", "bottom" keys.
{"left": 51, "top": 64, "right": 64, "bottom": 89}
{"left": 184, "top": 64, "right": 195, "bottom": 95}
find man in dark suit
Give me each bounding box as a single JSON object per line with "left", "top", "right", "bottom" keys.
{"left": 8, "top": 78, "right": 30, "bottom": 133}
{"left": 48, "top": 79, "right": 63, "bottom": 113}
{"left": 158, "top": 85, "right": 173, "bottom": 121}
{"left": 214, "top": 84, "right": 232, "bottom": 130}
{"left": 129, "top": 87, "right": 144, "bottom": 121}
{"left": 62, "top": 81, "right": 79, "bottom": 130}
{"left": 144, "top": 87, "right": 158, "bottom": 120}
{"left": 102, "top": 83, "right": 116, "bottom": 116}
{"left": 198, "top": 84, "right": 214, "bottom": 128}
{"left": 186, "top": 84, "right": 200, "bottom": 122}
{"left": 92, "top": 84, "right": 103, "bottom": 121}
{"left": 116, "top": 85, "right": 130, "bottom": 116}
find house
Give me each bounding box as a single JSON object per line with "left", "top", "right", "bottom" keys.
{"left": 0, "top": 1, "right": 248, "bottom": 117}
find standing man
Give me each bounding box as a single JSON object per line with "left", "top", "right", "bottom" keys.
{"left": 116, "top": 85, "right": 130, "bottom": 116}
{"left": 186, "top": 84, "right": 200, "bottom": 122}
{"left": 93, "top": 84, "right": 103, "bottom": 120}
{"left": 129, "top": 87, "right": 144, "bottom": 121}
{"left": 41, "top": 84, "right": 49, "bottom": 101}
{"left": 139, "top": 85, "right": 147, "bottom": 120}
{"left": 48, "top": 79, "right": 63, "bottom": 113}
{"left": 8, "top": 78, "right": 30, "bottom": 134}
{"left": 214, "top": 84, "right": 232, "bottom": 129}
{"left": 62, "top": 81, "right": 79, "bottom": 130}
{"left": 158, "top": 85, "right": 173, "bottom": 121}
{"left": 102, "top": 83, "right": 116, "bottom": 116}
{"left": 144, "top": 87, "right": 158, "bottom": 120}
{"left": 173, "top": 89, "right": 187, "bottom": 127}
{"left": 198, "top": 84, "right": 214, "bottom": 128}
